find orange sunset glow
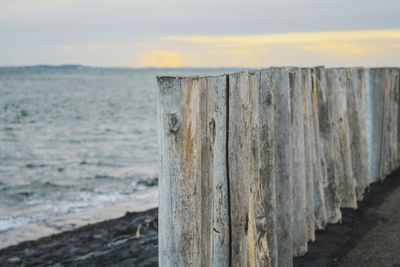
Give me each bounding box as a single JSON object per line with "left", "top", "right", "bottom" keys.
{"left": 137, "top": 29, "right": 400, "bottom": 67}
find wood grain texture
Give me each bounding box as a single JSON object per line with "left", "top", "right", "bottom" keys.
{"left": 397, "top": 68, "right": 400, "bottom": 167}
{"left": 259, "top": 69, "right": 278, "bottom": 267}
{"left": 288, "top": 68, "right": 307, "bottom": 257}
{"left": 346, "top": 68, "right": 370, "bottom": 200}
{"left": 228, "top": 71, "right": 252, "bottom": 267}
{"left": 395, "top": 69, "right": 400, "bottom": 167}
{"left": 366, "top": 68, "right": 385, "bottom": 183}
{"left": 380, "top": 69, "right": 391, "bottom": 179}
{"left": 389, "top": 68, "right": 399, "bottom": 171}
{"left": 326, "top": 68, "right": 357, "bottom": 209}
{"left": 158, "top": 75, "right": 229, "bottom": 267}
{"left": 273, "top": 68, "right": 293, "bottom": 267}
{"left": 158, "top": 67, "right": 400, "bottom": 267}
{"left": 158, "top": 76, "right": 204, "bottom": 267}
{"left": 226, "top": 71, "right": 271, "bottom": 267}
{"left": 315, "top": 67, "right": 341, "bottom": 223}
{"left": 249, "top": 71, "right": 271, "bottom": 267}
{"left": 302, "top": 69, "right": 316, "bottom": 240}
{"left": 309, "top": 67, "right": 327, "bottom": 230}
{"left": 207, "top": 76, "right": 230, "bottom": 267}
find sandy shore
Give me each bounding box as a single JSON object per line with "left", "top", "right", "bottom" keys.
{"left": 0, "top": 208, "right": 158, "bottom": 267}
{"left": 1, "top": 169, "right": 400, "bottom": 266}
{"left": 0, "top": 187, "right": 158, "bottom": 250}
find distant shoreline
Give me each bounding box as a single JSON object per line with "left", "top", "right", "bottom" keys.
{"left": 0, "top": 65, "right": 248, "bottom": 71}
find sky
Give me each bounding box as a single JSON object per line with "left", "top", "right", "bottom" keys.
{"left": 1, "top": 0, "right": 400, "bottom": 67}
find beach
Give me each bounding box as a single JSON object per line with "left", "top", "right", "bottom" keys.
{"left": 0, "top": 208, "right": 158, "bottom": 267}
{"left": 0, "top": 187, "right": 158, "bottom": 250}
{"left": 1, "top": 168, "right": 400, "bottom": 266}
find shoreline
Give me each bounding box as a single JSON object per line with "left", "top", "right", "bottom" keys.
{"left": 0, "top": 187, "right": 158, "bottom": 250}
{"left": 0, "top": 208, "right": 158, "bottom": 267}
{"left": 1, "top": 169, "right": 400, "bottom": 266}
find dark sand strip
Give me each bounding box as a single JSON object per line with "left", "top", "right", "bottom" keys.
{"left": 295, "top": 168, "right": 400, "bottom": 267}
{"left": 0, "top": 209, "right": 158, "bottom": 267}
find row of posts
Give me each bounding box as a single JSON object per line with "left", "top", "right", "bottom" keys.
{"left": 157, "top": 67, "right": 400, "bottom": 267}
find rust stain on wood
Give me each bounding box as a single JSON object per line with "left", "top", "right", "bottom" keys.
{"left": 182, "top": 82, "right": 195, "bottom": 180}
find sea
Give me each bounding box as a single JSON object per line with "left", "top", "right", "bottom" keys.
{"left": 0, "top": 66, "right": 239, "bottom": 248}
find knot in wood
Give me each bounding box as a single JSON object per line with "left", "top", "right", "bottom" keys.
{"left": 168, "top": 113, "right": 180, "bottom": 133}
{"left": 266, "top": 92, "right": 272, "bottom": 106}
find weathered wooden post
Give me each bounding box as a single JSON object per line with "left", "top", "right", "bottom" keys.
{"left": 158, "top": 75, "right": 229, "bottom": 267}
{"left": 158, "top": 66, "right": 400, "bottom": 267}
{"left": 273, "top": 67, "right": 293, "bottom": 267}
{"left": 229, "top": 71, "right": 270, "bottom": 267}
{"left": 389, "top": 68, "right": 399, "bottom": 171}
{"left": 208, "top": 76, "right": 230, "bottom": 266}
{"left": 228, "top": 71, "right": 252, "bottom": 267}
{"left": 301, "top": 68, "right": 316, "bottom": 240}
{"left": 259, "top": 69, "right": 278, "bottom": 267}
{"left": 249, "top": 71, "right": 271, "bottom": 267}
{"left": 366, "top": 68, "right": 385, "bottom": 182}
{"left": 381, "top": 69, "right": 391, "bottom": 179}
{"left": 386, "top": 68, "right": 399, "bottom": 174}
{"left": 397, "top": 68, "right": 400, "bottom": 167}
{"left": 346, "top": 68, "right": 369, "bottom": 200}
{"left": 394, "top": 68, "right": 400, "bottom": 167}
{"left": 309, "top": 67, "right": 327, "bottom": 230}
{"left": 314, "top": 67, "right": 341, "bottom": 223}
{"left": 326, "top": 68, "right": 357, "bottom": 209}
{"left": 288, "top": 68, "right": 307, "bottom": 257}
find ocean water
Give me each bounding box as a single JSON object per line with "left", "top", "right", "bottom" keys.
{"left": 0, "top": 66, "right": 238, "bottom": 247}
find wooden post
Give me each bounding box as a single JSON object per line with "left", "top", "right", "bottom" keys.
{"left": 366, "top": 68, "right": 384, "bottom": 182}
{"left": 273, "top": 68, "right": 293, "bottom": 267}
{"left": 326, "top": 68, "right": 357, "bottom": 209}
{"left": 288, "top": 68, "right": 307, "bottom": 257}
{"left": 259, "top": 69, "right": 278, "bottom": 267}
{"left": 228, "top": 71, "right": 270, "bottom": 267}
{"left": 397, "top": 68, "right": 400, "bottom": 167}
{"left": 249, "top": 71, "right": 271, "bottom": 267}
{"left": 381, "top": 69, "right": 391, "bottom": 179}
{"left": 346, "top": 68, "right": 370, "bottom": 200}
{"left": 158, "top": 76, "right": 205, "bottom": 267}
{"left": 395, "top": 68, "right": 400, "bottom": 167}
{"left": 309, "top": 67, "right": 327, "bottom": 230}
{"left": 228, "top": 71, "right": 251, "bottom": 267}
{"left": 314, "top": 67, "right": 341, "bottom": 223}
{"left": 158, "top": 67, "right": 400, "bottom": 267}
{"left": 158, "top": 75, "right": 229, "bottom": 267}
{"left": 208, "top": 76, "right": 230, "bottom": 267}
{"left": 389, "top": 68, "right": 399, "bottom": 171}
{"left": 302, "top": 68, "right": 316, "bottom": 240}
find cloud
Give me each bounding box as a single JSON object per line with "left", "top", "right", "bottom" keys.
{"left": 133, "top": 29, "right": 400, "bottom": 67}
{"left": 2, "top": 28, "right": 399, "bottom": 67}
{"left": 138, "top": 50, "right": 183, "bottom": 68}
{"left": 164, "top": 30, "right": 400, "bottom": 46}
{"left": 297, "top": 43, "right": 370, "bottom": 58}
{"left": 1, "top": 0, "right": 400, "bottom": 66}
